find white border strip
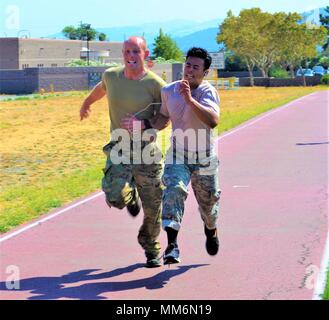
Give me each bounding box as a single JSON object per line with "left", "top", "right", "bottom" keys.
{"left": 0, "top": 192, "right": 103, "bottom": 243}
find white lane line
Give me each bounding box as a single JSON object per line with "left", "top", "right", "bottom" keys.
{"left": 233, "top": 186, "right": 250, "bottom": 189}
{"left": 0, "top": 192, "right": 103, "bottom": 243}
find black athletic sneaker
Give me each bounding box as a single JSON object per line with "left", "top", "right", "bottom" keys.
{"left": 163, "top": 243, "right": 181, "bottom": 265}
{"left": 205, "top": 226, "right": 219, "bottom": 256}
{"left": 145, "top": 258, "right": 161, "bottom": 268}
{"left": 127, "top": 189, "right": 141, "bottom": 217}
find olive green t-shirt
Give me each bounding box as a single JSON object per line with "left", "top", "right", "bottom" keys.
{"left": 102, "top": 66, "right": 166, "bottom": 133}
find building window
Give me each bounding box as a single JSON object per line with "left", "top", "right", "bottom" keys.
{"left": 37, "top": 64, "right": 44, "bottom": 68}
{"left": 39, "top": 48, "right": 45, "bottom": 56}
{"left": 22, "top": 64, "right": 29, "bottom": 69}
{"left": 51, "top": 64, "right": 58, "bottom": 67}
{"left": 65, "top": 48, "right": 70, "bottom": 56}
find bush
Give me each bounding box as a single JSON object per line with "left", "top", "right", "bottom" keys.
{"left": 269, "top": 67, "right": 290, "bottom": 79}
{"left": 66, "top": 59, "right": 119, "bottom": 67}
{"left": 319, "top": 56, "right": 329, "bottom": 69}
{"left": 321, "top": 74, "right": 329, "bottom": 85}
{"left": 153, "top": 56, "right": 185, "bottom": 64}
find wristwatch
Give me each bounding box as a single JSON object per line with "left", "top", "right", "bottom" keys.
{"left": 143, "top": 119, "right": 152, "bottom": 130}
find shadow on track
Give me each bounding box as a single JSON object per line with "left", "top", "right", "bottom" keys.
{"left": 0, "top": 263, "right": 208, "bottom": 300}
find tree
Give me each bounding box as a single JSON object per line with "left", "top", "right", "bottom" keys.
{"left": 62, "top": 22, "right": 98, "bottom": 41}
{"left": 265, "top": 12, "right": 327, "bottom": 79}
{"left": 224, "top": 50, "right": 248, "bottom": 71}
{"left": 62, "top": 26, "right": 78, "bottom": 40}
{"left": 152, "top": 29, "right": 184, "bottom": 62}
{"left": 274, "top": 12, "right": 309, "bottom": 78}
{"left": 320, "top": 6, "right": 329, "bottom": 50}
{"left": 319, "top": 56, "right": 329, "bottom": 68}
{"left": 276, "top": 10, "right": 327, "bottom": 81}
{"left": 217, "top": 9, "right": 261, "bottom": 85}
{"left": 98, "top": 33, "right": 107, "bottom": 41}
{"left": 246, "top": 10, "right": 283, "bottom": 78}
{"left": 279, "top": 21, "right": 327, "bottom": 81}
{"left": 76, "top": 23, "right": 97, "bottom": 41}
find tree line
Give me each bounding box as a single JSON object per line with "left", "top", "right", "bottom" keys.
{"left": 62, "top": 7, "right": 329, "bottom": 81}
{"left": 217, "top": 8, "right": 328, "bottom": 84}
{"left": 62, "top": 23, "right": 184, "bottom": 62}
{"left": 62, "top": 22, "right": 107, "bottom": 41}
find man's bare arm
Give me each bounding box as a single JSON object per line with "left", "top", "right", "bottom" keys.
{"left": 80, "top": 82, "right": 106, "bottom": 121}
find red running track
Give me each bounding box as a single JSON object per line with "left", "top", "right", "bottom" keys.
{"left": 0, "top": 90, "right": 328, "bottom": 300}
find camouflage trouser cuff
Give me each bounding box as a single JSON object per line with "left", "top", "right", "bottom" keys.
{"left": 162, "top": 219, "right": 181, "bottom": 232}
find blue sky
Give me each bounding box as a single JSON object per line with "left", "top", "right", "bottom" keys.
{"left": 0, "top": 0, "right": 328, "bottom": 37}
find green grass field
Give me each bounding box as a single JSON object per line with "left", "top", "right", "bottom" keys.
{"left": 1, "top": 85, "right": 328, "bottom": 298}
{"left": 1, "top": 86, "right": 328, "bottom": 233}
{"left": 324, "top": 270, "right": 329, "bottom": 300}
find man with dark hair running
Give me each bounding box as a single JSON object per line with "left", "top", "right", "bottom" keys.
{"left": 153, "top": 47, "right": 221, "bottom": 265}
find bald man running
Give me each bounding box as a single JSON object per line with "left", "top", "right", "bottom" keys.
{"left": 80, "top": 37, "right": 167, "bottom": 268}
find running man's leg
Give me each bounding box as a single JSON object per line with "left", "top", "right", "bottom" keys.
{"left": 162, "top": 163, "right": 191, "bottom": 232}
{"left": 191, "top": 157, "right": 221, "bottom": 230}
{"left": 102, "top": 156, "right": 135, "bottom": 209}
{"left": 133, "top": 162, "right": 164, "bottom": 260}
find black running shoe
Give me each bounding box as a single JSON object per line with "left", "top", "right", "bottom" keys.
{"left": 205, "top": 226, "right": 219, "bottom": 256}
{"left": 145, "top": 257, "right": 162, "bottom": 268}
{"left": 163, "top": 243, "right": 181, "bottom": 265}
{"left": 127, "top": 189, "right": 141, "bottom": 217}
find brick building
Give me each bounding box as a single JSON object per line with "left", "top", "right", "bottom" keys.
{"left": 0, "top": 38, "right": 124, "bottom": 70}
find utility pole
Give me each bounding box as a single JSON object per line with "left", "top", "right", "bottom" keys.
{"left": 80, "top": 21, "right": 91, "bottom": 66}
{"left": 87, "top": 36, "right": 90, "bottom": 66}
{"left": 86, "top": 24, "right": 91, "bottom": 66}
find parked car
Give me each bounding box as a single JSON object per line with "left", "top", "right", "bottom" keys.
{"left": 312, "top": 65, "right": 326, "bottom": 76}
{"left": 296, "top": 68, "right": 314, "bottom": 77}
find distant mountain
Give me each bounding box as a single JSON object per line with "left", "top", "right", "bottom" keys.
{"left": 174, "top": 28, "right": 223, "bottom": 53}
{"left": 46, "top": 18, "right": 222, "bottom": 52}
{"left": 47, "top": 19, "right": 219, "bottom": 40}
{"left": 46, "top": 7, "right": 326, "bottom": 53}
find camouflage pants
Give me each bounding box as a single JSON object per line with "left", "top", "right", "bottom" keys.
{"left": 162, "top": 149, "right": 221, "bottom": 231}
{"left": 102, "top": 141, "right": 164, "bottom": 259}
